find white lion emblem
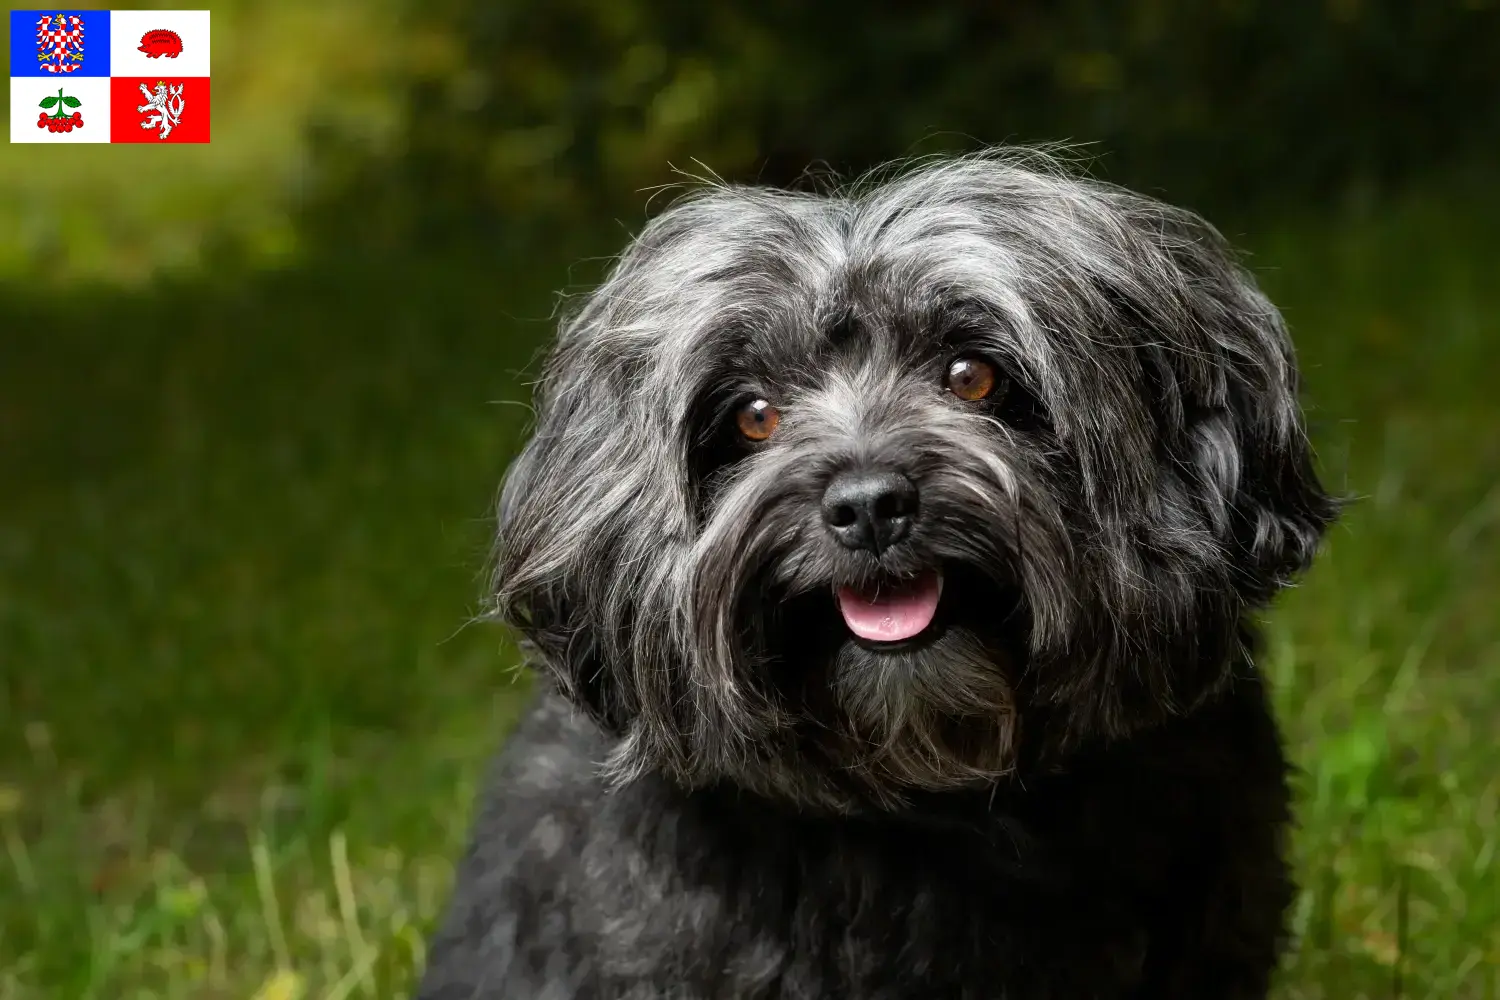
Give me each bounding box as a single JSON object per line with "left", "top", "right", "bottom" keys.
{"left": 137, "top": 81, "right": 185, "bottom": 139}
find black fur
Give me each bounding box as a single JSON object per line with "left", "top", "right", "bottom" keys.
{"left": 417, "top": 149, "right": 1337, "bottom": 999}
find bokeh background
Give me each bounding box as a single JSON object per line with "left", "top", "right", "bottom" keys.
{"left": 2, "top": 2, "right": 1498, "bottom": 997}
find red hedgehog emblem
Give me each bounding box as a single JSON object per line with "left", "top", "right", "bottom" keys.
{"left": 137, "top": 29, "right": 183, "bottom": 59}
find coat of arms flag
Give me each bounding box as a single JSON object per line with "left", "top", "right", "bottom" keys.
{"left": 9, "top": 9, "right": 209, "bottom": 143}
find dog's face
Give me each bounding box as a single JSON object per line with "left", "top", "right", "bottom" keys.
{"left": 493, "top": 154, "right": 1336, "bottom": 811}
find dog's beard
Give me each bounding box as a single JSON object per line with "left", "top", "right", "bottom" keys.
{"left": 775, "top": 567, "right": 1025, "bottom": 791}
{"left": 688, "top": 408, "right": 1070, "bottom": 802}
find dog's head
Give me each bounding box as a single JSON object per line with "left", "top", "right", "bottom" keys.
{"left": 492, "top": 152, "right": 1336, "bottom": 810}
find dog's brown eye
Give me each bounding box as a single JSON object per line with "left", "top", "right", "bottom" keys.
{"left": 946, "top": 357, "right": 1000, "bottom": 401}
{"left": 736, "top": 399, "right": 780, "bottom": 441}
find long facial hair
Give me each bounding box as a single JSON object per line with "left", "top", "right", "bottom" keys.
{"left": 489, "top": 149, "right": 1337, "bottom": 813}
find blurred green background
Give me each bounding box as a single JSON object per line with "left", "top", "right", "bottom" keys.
{"left": 2, "top": 2, "right": 1498, "bottom": 997}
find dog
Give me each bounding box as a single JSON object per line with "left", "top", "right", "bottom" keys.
{"left": 416, "top": 149, "right": 1337, "bottom": 999}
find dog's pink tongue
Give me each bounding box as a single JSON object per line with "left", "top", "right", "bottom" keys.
{"left": 837, "top": 571, "right": 942, "bottom": 642}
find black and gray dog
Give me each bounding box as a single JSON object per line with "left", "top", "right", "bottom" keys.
{"left": 417, "top": 150, "right": 1337, "bottom": 999}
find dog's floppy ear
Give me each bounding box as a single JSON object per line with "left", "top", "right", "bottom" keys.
{"left": 1214, "top": 369, "right": 1339, "bottom": 603}
{"left": 1091, "top": 221, "right": 1337, "bottom": 604}
{"left": 1167, "top": 238, "right": 1340, "bottom": 604}
{"left": 491, "top": 436, "right": 635, "bottom": 734}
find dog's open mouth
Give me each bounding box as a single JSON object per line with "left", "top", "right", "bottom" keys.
{"left": 835, "top": 569, "right": 943, "bottom": 644}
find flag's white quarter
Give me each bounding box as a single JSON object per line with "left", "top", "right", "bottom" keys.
{"left": 10, "top": 76, "right": 110, "bottom": 143}
{"left": 108, "top": 9, "right": 211, "bottom": 77}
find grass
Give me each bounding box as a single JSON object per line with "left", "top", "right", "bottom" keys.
{"left": 1, "top": 182, "right": 1497, "bottom": 999}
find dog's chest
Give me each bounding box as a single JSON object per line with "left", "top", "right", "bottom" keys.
{"left": 561, "top": 786, "right": 1149, "bottom": 999}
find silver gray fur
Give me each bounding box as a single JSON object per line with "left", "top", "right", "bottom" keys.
{"left": 490, "top": 148, "right": 1329, "bottom": 809}
{"left": 420, "top": 148, "right": 1336, "bottom": 999}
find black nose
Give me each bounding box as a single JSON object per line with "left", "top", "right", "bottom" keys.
{"left": 821, "top": 469, "right": 919, "bottom": 554}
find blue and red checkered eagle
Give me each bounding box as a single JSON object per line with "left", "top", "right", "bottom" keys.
{"left": 35, "top": 13, "right": 85, "bottom": 74}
